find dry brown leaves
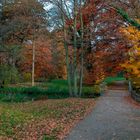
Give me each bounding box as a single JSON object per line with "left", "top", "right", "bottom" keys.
{"left": 3, "top": 98, "right": 96, "bottom": 140}
{"left": 124, "top": 96, "right": 140, "bottom": 109}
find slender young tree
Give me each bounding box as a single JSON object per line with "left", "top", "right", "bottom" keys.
{"left": 60, "top": 0, "right": 73, "bottom": 96}
{"left": 79, "top": 0, "right": 84, "bottom": 96}
{"left": 32, "top": 33, "right": 36, "bottom": 86}
{"left": 45, "top": 0, "right": 87, "bottom": 97}
{"left": 73, "top": 0, "right": 78, "bottom": 97}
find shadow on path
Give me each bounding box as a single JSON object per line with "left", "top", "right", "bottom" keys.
{"left": 66, "top": 81, "right": 140, "bottom": 140}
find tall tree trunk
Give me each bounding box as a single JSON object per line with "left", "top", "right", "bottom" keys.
{"left": 79, "top": 0, "right": 84, "bottom": 97}
{"left": 64, "top": 38, "right": 73, "bottom": 97}
{"left": 61, "top": 0, "right": 73, "bottom": 96}
{"left": 73, "top": 0, "right": 78, "bottom": 97}
{"left": 32, "top": 39, "right": 35, "bottom": 86}
{"left": 31, "top": 6, "right": 36, "bottom": 87}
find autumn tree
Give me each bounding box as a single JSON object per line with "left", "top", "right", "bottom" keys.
{"left": 45, "top": 0, "right": 85, "bottom": 97}
{"left": 78, "top": 0, "right": 129, "bottom": 84}
{"left": 0, "top": 0, "right": 47, "bottom": 85}
{"left": 120, "top": 22, "right": 140, "bottom": 88}
{"left": 45, "top": 0, "right": 131, "bottom": 96}
{"left": 107, "top": 0, "right": 140, "bottom": 30}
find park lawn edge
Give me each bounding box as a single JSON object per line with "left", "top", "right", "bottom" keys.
{"left": 0, "top": 98, "right": 97, "bottom": 140}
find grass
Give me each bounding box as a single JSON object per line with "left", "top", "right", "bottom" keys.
{"left": 42, "top": 135, "right": 56, "bottom": 140}
{"left": 103, "top": 76, "right": 126, "bottom": 85}
{"left": 0, "top": 99, "right": 95, "bottom": 139}
{"left": 0, "top": 108, "right": 31, "bottom": 136}
{"left": 0, "top": 79, "right": 100, "bottom": 102}
{"left": 0, "top": 79, "right": 101, "bottom": 139}
{"left": 0, "top": 87, "right": 49, "bottom": 102}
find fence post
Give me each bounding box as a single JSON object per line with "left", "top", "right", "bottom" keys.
{"left": 128, "top": 80, "right": 132, "bottom": 93}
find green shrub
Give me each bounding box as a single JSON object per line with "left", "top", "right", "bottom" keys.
{"left": 94, "top": 85, "right": 100, "bottom": 93}
{"left": 0, "top": 65, "right": 20, "bottom": 85}
{"left": 0, "top": 87, "right": 22, "bottom": 94}
{"left": 47, "top": 79, "right": 68, "bottom": 86}
{"left": 22, "top": 87, "right": 48, "bottom": 101}
{"left": 0, "top": 87, "right": 44, "bottom": 102}
{"left": 82, "top": 85, "right": 100, "bottom": 98}
{"left": 22, "top": 73, "right": 31, "bottom": 82}
{"left": 0, "top": 86, "right": 69, "bottom": 102}
{"left": 0, "top": 87, "right": 31, "bottom": 102}
{"left": 46, "top": 85, "right": 69, "bottom": 99}
{"left": 22, "top": 87, "right": 44, "bottom": 95}
{"left": 0, "top": 93, "right": 29, "bottom": 102}
{"left": 0, "top": 79, "right": 101, "bottom": 102}
{"left": 36, "top": 77, "right": 47, "bottom": 82}
{"left": 82, "top": 88, "right": 94, "bottom": 98}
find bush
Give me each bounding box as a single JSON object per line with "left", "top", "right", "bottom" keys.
{"left": 94, "top": 85, "right": 101, "bottom": 96}
{"left": 82, "top": 85, "right": 101, "bottom": 98}
{"left": 48, "top": 79, "right": 68, "bottom": 86}
{"left": 0, "top": 87, "right": 45, "bottom": 102}
{"left": 0, "top": 65, "right": 20, "bottom": 85}
{"left": 0, "top": 87, "right": 22, "bottom": 94}
{"left": 46, "top": 85, "right": 69, "bottom": 99}
{"left": 0, "top": 79, "right": 101, "bottom": 102}
{"left": 0, "top": 86, "right": 69, "bottom": 102}
{"left": 36, "top": 77, "right": 47, "bottom": 82}
{"left": 22, "top": 87, "right": 44, "bottom": 95}
{"left": 22, "top": 73, "right": 31, "bottom": 82}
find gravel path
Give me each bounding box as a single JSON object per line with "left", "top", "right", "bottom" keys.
{"left": 66, "top": 81, "right": 140, "bottom": 140}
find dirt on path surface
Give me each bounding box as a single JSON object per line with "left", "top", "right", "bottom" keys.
{"left": 66, "top": 81, "right": 140, "bottom": 140}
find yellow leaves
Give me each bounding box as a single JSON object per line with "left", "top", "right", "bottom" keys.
{"left": 120, "top": 20, "right": 140, "bottom": 78}
{"left": 120, "top": 25, "right": 140, "bottom": 43}
{"left": 135, "top": 47, "right": 140, "bottom": 51}
{"left": 132, "top": 66, "right": 139, "bottom": 75}
{"left": 127, "top": 26, "right": 136, "bottom": 34}
{"left": 135, "top": 19, "right": 140, "bottom": 24}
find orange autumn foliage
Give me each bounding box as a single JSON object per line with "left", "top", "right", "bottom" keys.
{"left": 20, "top": 37, "right": 53, "bottom": 80}
{"left": 120, "top": 21, "right": 140, "bottom": 78}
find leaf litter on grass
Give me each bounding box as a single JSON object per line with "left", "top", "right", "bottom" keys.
{"left": 0, "top": 98, "right": 96, "bottom": 140}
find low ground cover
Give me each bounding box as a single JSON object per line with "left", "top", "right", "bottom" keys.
{"left": 0, "top": 98, "right": 96, "bottom": 140}
{"left": 0, "top": 79, "right": 100, "bottom": 102}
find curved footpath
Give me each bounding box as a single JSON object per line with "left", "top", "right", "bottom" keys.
{"left": 66, "top": 81, "right": 140, "bottom": 140}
